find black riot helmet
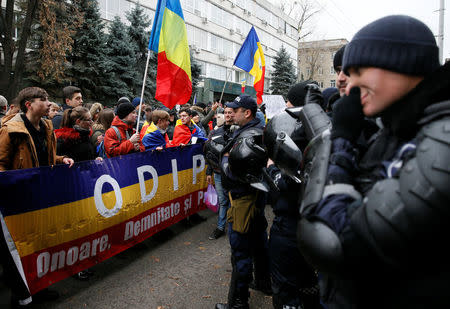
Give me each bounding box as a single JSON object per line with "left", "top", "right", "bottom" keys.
{"left": 264, "top": 111, "right": 304, "bottom": 181}
{"left": 228, "top": 130, "right": 268, "bottom": 187}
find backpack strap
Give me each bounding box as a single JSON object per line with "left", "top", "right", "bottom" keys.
{"left": 111, "top": 126, "right": 122, "bottom": 143}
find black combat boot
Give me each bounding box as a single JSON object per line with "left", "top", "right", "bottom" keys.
{"left": 214, "top": 297, "right": 249, "bottom": 309}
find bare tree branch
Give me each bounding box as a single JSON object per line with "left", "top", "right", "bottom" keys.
{"left": 279, "top": 0, "right": 321, "bottom": 42}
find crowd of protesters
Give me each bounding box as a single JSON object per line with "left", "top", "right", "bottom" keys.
{"left": 1, "top": 13, "right": 450, "bottom": 309}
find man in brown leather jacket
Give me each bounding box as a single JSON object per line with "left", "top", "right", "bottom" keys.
{"left": 0, "top": 87, "right": 74, "bottom": 171}
{"left": 0, "top": 86, "right": 73, "bottom": 307}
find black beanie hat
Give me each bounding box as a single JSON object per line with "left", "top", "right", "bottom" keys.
{"left": 287, "top": 81, "right": 314, "bottom": 107}
{"left": 117, "top": 102, "right": 135, "bottom": 119}
{"left": 343, "top": 15, "right": 440, "bottom": 76}
{"left": 333, "top": 45, "right": 346, "bottom": 72}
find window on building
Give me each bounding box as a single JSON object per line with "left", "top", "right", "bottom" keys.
{"left": 198, "top": 61, "right": 207, "bottom": 76}
{"left": 307, "top": 68, "right": 311, "bottom": 76}
{"left": 209, "top": 63, "right": 227, "bottom": 81}
{"left": 331, "top": 51, "right": 336, "bottom": 60}
{"left": 210, "top": 34, "right": 220, "bottom": 53}
{"left": 318, "top": 67, "right": 323, "bottom": 75}
{"left": 330, "top": 80, "right": 336, "bottom": 87}
{"left": 99, "top": 0, "right": 130, "bottom": 21}
{"left": 319, "top": 81, "right": 324, "bottom": 88}
{"left": 223, "top": 39, "right": 233, "bottom": 58}
{"left": 330, "top": 66, "right": 335, "bottom": 74}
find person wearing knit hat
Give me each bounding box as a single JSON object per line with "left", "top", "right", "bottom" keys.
{"left": 286, "top": 81, "right": 323, "bottom": 108}
{"left": 333, "top": 44, "right": 348, "bottom": 96}
{"left": 298, "top": 15, "right": 450, "bottom": 308}
{"left": 103, "top": 102, "right": 141, "bottom": 157}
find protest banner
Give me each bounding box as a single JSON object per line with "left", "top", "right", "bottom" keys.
{"left": 0, "top": 145, "right": 208, "bottom": 294}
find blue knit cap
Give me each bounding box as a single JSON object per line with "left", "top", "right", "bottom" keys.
{"left": 343, "top": 15, "right": 440, "bottom": 76}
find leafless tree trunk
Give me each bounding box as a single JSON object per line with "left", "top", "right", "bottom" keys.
{"left": 0, "top": 0, "right": 38, "bottom": 100}
{"left": 303, "top": 43, "right": 321, "bottom": 80}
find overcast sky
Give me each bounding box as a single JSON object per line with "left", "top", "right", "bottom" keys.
{"left": 279, "top": 0, "right": 449, "bottom": 62}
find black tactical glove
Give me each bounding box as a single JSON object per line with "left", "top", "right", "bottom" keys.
{"left": 304, "top": 83, "right": 324, "bottom": 107}
{"left": 330, "top": 87, "right": 364, "bottom": 142}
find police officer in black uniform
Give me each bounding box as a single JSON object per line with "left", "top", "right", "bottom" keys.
{"left": 264, "top": 82, "right": 325, "bottom": 309}
{"left": 215, "top": 95, "right": 270, "bottom": 309}
{"left": 298, "top": 15, "right": 450, "bottom": 308}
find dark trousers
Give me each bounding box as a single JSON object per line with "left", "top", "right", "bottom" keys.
{"left": 227, "top": 211, "right": 270, "bottom": 303}
{"left": 269, "top": 216, "right": 319, "bottom": 309}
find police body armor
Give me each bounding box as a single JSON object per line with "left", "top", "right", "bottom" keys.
{"left": 298, "top": 100, "right": 450, "bottom": 275}
{"left": 224, "top": 127, "right": 269, "bottom": 192}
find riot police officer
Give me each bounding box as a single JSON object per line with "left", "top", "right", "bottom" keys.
{"left": 298, "top": 15, "right": 450, "bottom": 308}
{"left": 215, "top": 95, "right": 270, "bottom": 309}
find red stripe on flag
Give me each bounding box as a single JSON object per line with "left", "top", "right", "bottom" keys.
{"left": 254, "top": 66, "right": 265, "bottom": 104}
{"left": 156, "top": 52, "right": 192, "bottom": 109}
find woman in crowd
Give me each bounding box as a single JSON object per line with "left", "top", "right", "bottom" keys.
{"left": 48, "top": 103, "right": 61, "bottom": 120}
{"left": 91, "top": 108, "right": 115, "bottom": 148}
{"left": 55, "top": 106, "right": 98, "bottom": 163}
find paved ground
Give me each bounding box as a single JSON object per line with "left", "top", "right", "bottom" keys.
{"left": 1, "top": 208, "right": 274, "bottom": 309}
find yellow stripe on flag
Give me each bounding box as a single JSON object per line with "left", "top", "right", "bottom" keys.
{"left": 159, "top": 8, "right": 191, "bottom": 80}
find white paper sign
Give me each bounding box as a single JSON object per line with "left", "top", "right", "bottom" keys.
{"left": 262, "top": 95, "right": 286, "bottom": 119}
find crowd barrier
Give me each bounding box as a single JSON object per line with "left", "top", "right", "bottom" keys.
{"left": 0, "top": 144, "right": 208, "bottom": 294}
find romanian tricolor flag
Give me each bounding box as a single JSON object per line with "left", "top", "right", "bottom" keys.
{"left": 149, "top": 0, "right": 192, "bottom": 109}
{"left": 234, "top": 27, "right": 265, "bottom": 104}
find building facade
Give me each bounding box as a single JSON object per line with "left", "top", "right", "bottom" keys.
{"left": 297, "top": 38, "right": 348, "bottom": 90}
{"left": 98, "top": 0, "right": 299, "bottom": 103}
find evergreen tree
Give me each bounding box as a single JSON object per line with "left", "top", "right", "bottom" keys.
{"left": 270, "top": 45, "right": 296, "bottom": 96}
{"left": 126, "top": 3, "right": 157, "bottom": 103}
{"left": 104, "top": 16, "right": 137, "bottom": 104}
{"left": 67, "top": 0, "right": 110, "bottom": 103}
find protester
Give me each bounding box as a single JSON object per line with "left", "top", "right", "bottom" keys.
{"left": 0, "top": 87, "right": 74, "bottom": 307}
{"left": 205, "top": 105, "right": 236, "bottom": 240}
{"left": 142, "top": 110, "right": 172, "bottom": 151}
{"left": 171, "top": 107, "right": 207, "bottom": 146}
{"left": 298, "top": 15, "right": 450, "bottom": 308}
{"left": 91, "top": 108, "right": 115, "bottom": 148}
{"left": 131, "top": 97, "right": 146, "bottom": 132}
{"left": 139, "top": 106, "right": 153, "bottom": 140}
{"left": 0, "top": 95, "right": 8, "bottom": 123}
{"left": 104, "top": 102, "right": 141, "bottom": 158}
{"left": 167, "top": 109, "right": 177, "bottom": 140}
{"left": 48, "top": 102, "right": 61, "bottom": 120}
{"left": 215, "top": 95, "right": 271, "bottom": 309}
{"left": 52, "top": 86, "right": 83, "bottom": 129}
{"left": 89, "top": 102, "right": 103, "bottom": 123}
{"left": 191, "top": 110, "right": 208, "bottom": 137}
{"left": 55, "top": 106, "right": 98, "bottom": 162}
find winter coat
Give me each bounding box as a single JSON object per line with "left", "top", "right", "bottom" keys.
{"left": 310, "top": 62, "right": 450, "bottom": 308}
{"left": 0, "top": 113, "right": 65, "bottom": 171}
{"left": 90, "top": 123, "right": 105, "bottom": 147}
{"left": 103, "top": 116, "right": 139, "bottom": 158}
{"left": 171, "top": 122, "right": 207, "bottom": 146}
{"left": 55, "top": 127, "right": 97, "bottom": 162}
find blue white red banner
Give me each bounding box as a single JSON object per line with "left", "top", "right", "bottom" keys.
{"left": 0, "top": 145, "right": 208, "bottom": 294}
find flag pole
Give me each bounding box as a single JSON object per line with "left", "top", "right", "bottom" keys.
{"left": 136, "top": 50, "right": 152, "bottom": 132}
{"left": 219, "top": 69, "right": 232, "bottom": 103}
